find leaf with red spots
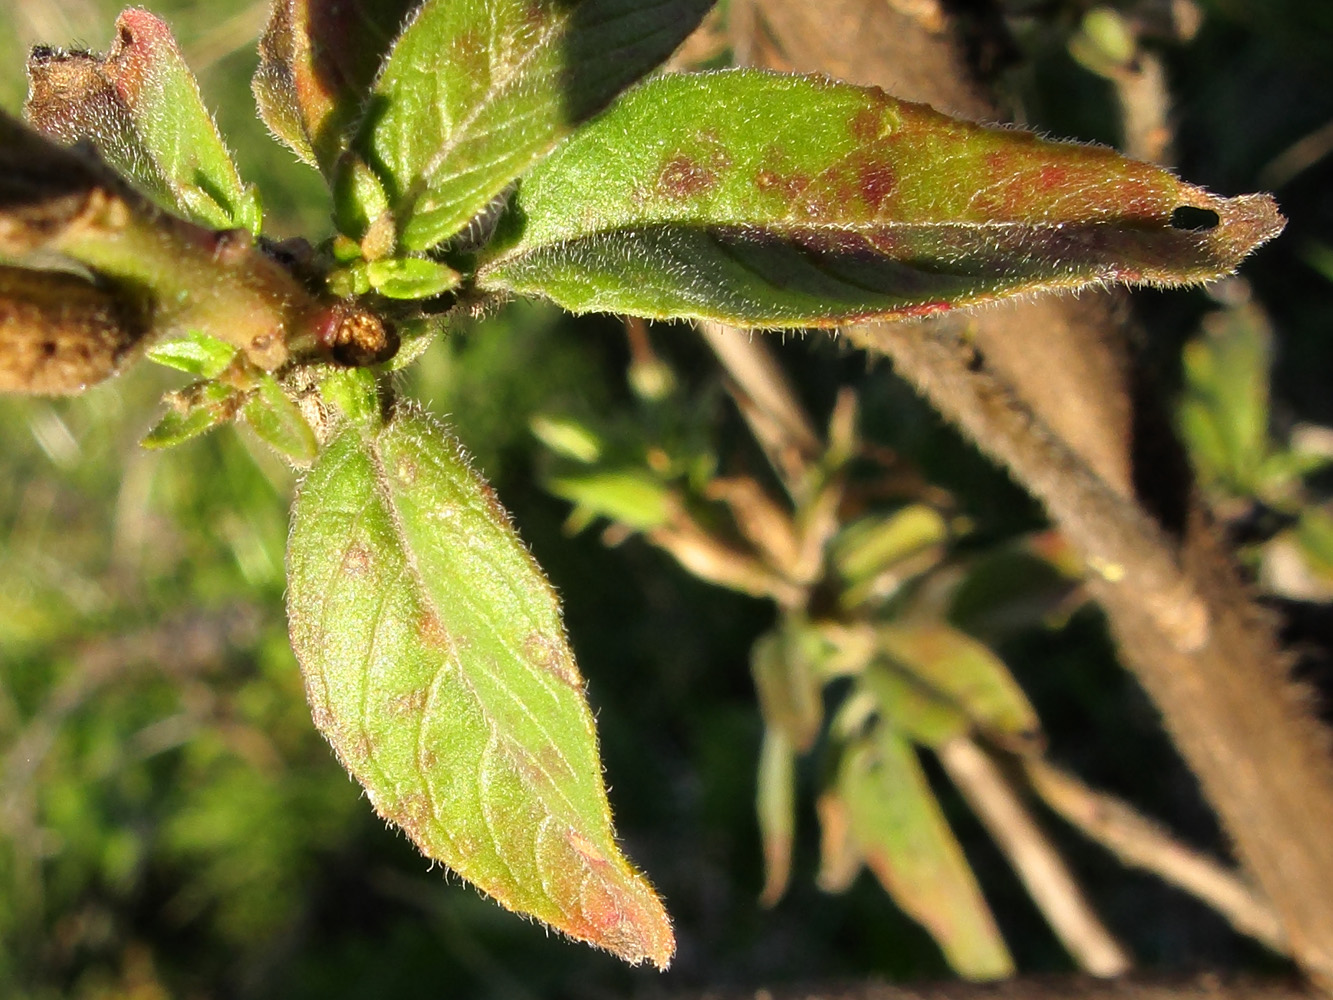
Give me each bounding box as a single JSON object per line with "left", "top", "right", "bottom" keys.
{"left": 286, "top": 406, "right": 674, "bottom": 967}
{"left": 253, "top": 0, "right": 421, "bottom": 174}
{"left": 26, "top": 8, "right": 261, "bottom": 232}
{"left": 478, "top": 70, "right": 1285, "bottom": 325}
{"left": 342, "top": 0, "right": 715, "bottom": 252}
{"left": 838, "top": 725, "right": 1013, "bottom": 980}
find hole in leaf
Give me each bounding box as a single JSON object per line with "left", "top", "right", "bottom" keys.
{"left": 1170, "top": 206, "right": 1221, "bottom": 231}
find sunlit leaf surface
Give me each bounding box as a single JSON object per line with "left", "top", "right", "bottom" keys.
{"left": 480, "top": 70, "right": 1285, "bottom": 325}
{"left": 350, "top": 0, "right": 714, "bottom": 251}
{"left": 26, "top": 9, "right": 260, "bottom": 231}
{"left": 286, "top": 407, "right": 674, "bottom": 967}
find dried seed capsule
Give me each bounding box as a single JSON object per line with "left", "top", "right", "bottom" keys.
{"left": 0, "top": 265, "right": 146, "bottom": 395}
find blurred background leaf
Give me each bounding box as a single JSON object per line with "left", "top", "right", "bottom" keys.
{"left": 1, "top": 0, "right": 1330, "bottom": 997}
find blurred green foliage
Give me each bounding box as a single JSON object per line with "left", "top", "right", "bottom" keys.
{"left": 0, "top": 0, "right": 1330, "bottom": 997}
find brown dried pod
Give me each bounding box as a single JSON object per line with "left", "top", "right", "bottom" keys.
{"left": 0, "top": 265, "right": 147, "bottom": 395}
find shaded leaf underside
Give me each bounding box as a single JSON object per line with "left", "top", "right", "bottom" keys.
{"left": 254, "top": 0, "right": 422, "bottom": 172}
{"left": 286, "top": 409, "right": 672, "bottom": 967}
{"left": 480, "top": 71, "right": 1284, "bottom": 325}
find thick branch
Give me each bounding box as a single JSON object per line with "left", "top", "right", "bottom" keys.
{"left": 844, "top": 318, "right": 1333, "bottom": 988}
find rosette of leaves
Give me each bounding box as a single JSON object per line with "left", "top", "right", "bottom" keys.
{"left": 0, "top": 0, "right": 1285, "bottom": 972}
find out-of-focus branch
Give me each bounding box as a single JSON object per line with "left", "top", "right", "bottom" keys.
{"left": 749, "top": 0, "right": 1333, "bottom": 989}
{"left": 677, "top": 974, "right": 1313, "bottom": 1000}
{"left": 1023, "top": 758, "right": 1286, "bottom": 954}
{"left": 698, "top": 320, "right": 823, "bottom": 499}
{"left": 938, "top": 739, "right": 1132, "bottom": 977}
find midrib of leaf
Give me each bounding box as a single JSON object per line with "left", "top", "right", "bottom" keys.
{"left": 400, "top": 8, "right": 565, "bottom": 217}
{"left": 364, "top": 429, "right": 588, "bottom": 824}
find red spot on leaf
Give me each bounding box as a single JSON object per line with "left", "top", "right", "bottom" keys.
{"left": 658, "top": 155, "right": 717, "bottom": 200}
{"left": 342, "top": 541, "right": 372, "bottom": 577}
{"left": 389, "top": 685, "right": 430, "bottom": 717}
{"left": 417, "top": 609, "right": 452, "bottom": 651}
{"left": 858, "top": 161, "right": 896, "bottom": 212}
{"left": 850, "top": 106, "right": 885, "bottom": 143}
{"left": 1038, "top": 165, "right": 1068, "bottom": 191}
{"left": 524, "top": 632, "right": 582, "bottom": 688}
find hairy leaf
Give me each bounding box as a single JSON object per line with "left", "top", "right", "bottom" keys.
{"left": 27, "top": 9, "right": 261, "bottom": 232}
{"left": 286, "top": 407, "right": 673, "bottom": 967}
{"left": 253, "top": 0, "right": 421, "bottom": 173}
{"left": 348, "top": 0, "right": 715, "bottom": 252}
{"left": 146, "top": 332, "right": 238, "bottom": 378}
{"left": 840, "top": 727, "right": 1012, "bottom": 980}
{"left": 242, "top": 374, "right": 319, "bottom": 465}
{"left": 141, "top": 380, "right": 240, "bottom": 449}
{"left": 479, "top": 71, "right": 1285, "bottom": 325}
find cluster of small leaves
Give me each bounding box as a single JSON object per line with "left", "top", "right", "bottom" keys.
{"left": 0, "top": 0, "right": 1286, "bottom": 973}
{"left": 529, "top": 342, "right": 1082, "bottom": 978}
{"left": 1176, "top": 291, "right": 1333, "bottom": 600}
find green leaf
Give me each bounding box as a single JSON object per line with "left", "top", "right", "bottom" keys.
{"left": 1178, "top": 301, "right": 1274, "bottom": 497}
{"left": 756, "top": 726, "right": 796, "bottom": 907}
{"left": 27, "top": 9, "right": 261, "bottom": 232}
{"left": 548, "top": 469, "right": 672, "bottom": 531}
{"left": 479, "top": 70, "right": 1285, "bottom": 325}
{"left": 286, "top": 407, "right": 673, "bottom": 967}
{"left": 840, "top": 726, "right": 1012, "bottom": 980}
{"left": 253, "top": 0, "right": 423, "bottom": 173}
{"left": 146, "top": 332, "right": 238, "bottom": 378}
{"left": 832, "top": 505, "right": 949, "bottom": 609}
{"left": 531, "top": 414, "right": 604, "bottom": 464}
{"left": 876, "top": 624, "right": 1038, "bottom": 748}
{"left": 751, "top": 627, "right": 824, "bottom": 752}
{"left": 141, "top": 381, "right": 240, "bottom": 449}
{"left": 242, "top": 374, "right": 319, "bottom": 465}
{"left": 365, "top": 257, "right": 461, "bottom": 300}
{"left": 1297, "top": 506, "right": 1333, "bottom": 576}
{"left": 347, "top": 0, "right": 715, "bottom": 252}
{"left": 318, "top": 367, "right": 381, "bottom": 429}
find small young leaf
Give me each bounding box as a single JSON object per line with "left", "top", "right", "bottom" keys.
{"left": 1178, "top": 302, "right": 1274, "bottom": 497}
{"left": 27, "top": 9, "right": 261, "bottom": 232}
{"left": 548, "top": 469, "right": 672, "bottom": 531}
{"left": 242, "top": 374, "right": 319, "bottom": 464}
{"left": 756, "top": 726, "right": 797, "bottom": 907}
{"left": 365, "top": 257, "right": 461, "bottom": 300}
{"left": 141, "top": 380, "right": 240, "bottom": 449}
{"left": 287, "top": 407, "right": 673, "bottom": 967}
{"left": 751, "top": 628, "right": 824, "bottom": 753}
{"left": 253, "top": 0, "right": 422, "bottom": 173}
{"left": 862, "top": 665, "right": 970, "bottom": 748}
{"left": 531, "top": 414, "right": 604, "bottom": 464}
{"left": 146, "top": 332, "right": 238, "bottom": 378}
{"left": 347, "top": 0, "right": 714, "bottom": 252}
{"left": 479, "top": 71, "right": 1285, "bottom": 325}
{"left": 832, "top": 506, "right": 949, "bottom": 608}
{"left": 840, "top": 726, "right": 1012, "bottom": 980}
{"left": 814, "top": 788, "right": 862, "bottom": 894}
{"left": 318, "top": 366, "right": 380, "bottom": 429}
